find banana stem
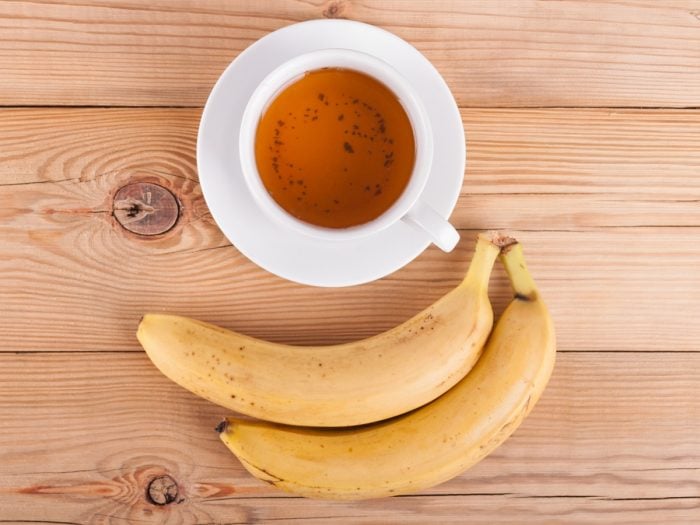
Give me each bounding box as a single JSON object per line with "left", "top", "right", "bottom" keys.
{"left": 500, "top": 243, "right": 539, "bottom": 301}
{"left": 462, "top": 232, "right": 505, "bottom": 289}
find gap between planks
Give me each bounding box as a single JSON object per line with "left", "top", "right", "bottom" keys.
{"left": 2, "top": 349, "right": 698, "bottom": 354}
{"left": 1, "top": 105, "right": 700, "bottom": 110}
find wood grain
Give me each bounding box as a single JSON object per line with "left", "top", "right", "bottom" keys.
{"left": 1, "top": 1, "right": 699, "bottom": 107}
{"left": 1, "top": 108, "right": 699, "bottom": 352}
{"left": 3, "top": 204, "right": 700, "bottom": 353}
{"left": 2, "top": 107, "right": 699, "bottom": 219}
{"left": 3, "top": 2, "right": 698, "bottom": 523}
{"left": 0, "top": 352, "right": 698, "bottom": 523}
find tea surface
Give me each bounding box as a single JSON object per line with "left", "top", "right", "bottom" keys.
{"left": 255, "top": 68, "right": 415, "bottom": 228}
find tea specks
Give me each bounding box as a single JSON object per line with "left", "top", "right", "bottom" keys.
{"left": 384, "top": 150, "right": 395, "bottom": 167}
{"left": 343, "top": 142, "right": 354, "bottom": 154}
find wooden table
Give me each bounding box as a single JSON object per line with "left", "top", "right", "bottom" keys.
{"left": 1, "top": 1, "right": 699, "bottom": 523}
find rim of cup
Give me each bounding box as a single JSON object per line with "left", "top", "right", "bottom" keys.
{"left": 238, "top": 48, "right": 434, "bottom": 241}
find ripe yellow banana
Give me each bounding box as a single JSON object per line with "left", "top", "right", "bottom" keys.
{"left": 137, "top": 232, "right": 504, "bottom": 427}
{"left": 217, "top": 240, "right": 556, "bottom": 499}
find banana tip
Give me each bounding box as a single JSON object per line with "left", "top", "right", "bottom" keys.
{"left": 215, "top": 420, "right": 228, "bottom": 434}
{"left": 136, "top": 314, "right": 152, "bottom": 340}
{"left": 138, "top": 313, "right": 154, "bottom": 328}
{"left": 484, "top": 230, "right": 518, "bottom": 251}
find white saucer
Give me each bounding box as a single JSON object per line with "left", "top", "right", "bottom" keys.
{"left": 197, "top": 20, "right": 465, "bottom": 287}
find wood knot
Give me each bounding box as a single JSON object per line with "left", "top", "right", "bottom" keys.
{"left": 323, "top": 1, "right": 345, "bottom": 18}
{"left": 113, "top": 182, "right": 179, "bottom": 236}
{"left": 147, "top": 475, "right": 180, "bottom": 506}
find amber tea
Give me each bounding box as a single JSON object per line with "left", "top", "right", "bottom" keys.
{"left": 254, "top": 68, "right": 415, "bottom": 229}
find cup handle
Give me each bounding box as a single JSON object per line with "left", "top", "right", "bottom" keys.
{"left": 402, "top": 200, "right": 460, "bottom": 252}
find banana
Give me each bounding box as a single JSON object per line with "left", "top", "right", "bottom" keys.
{"left": 217, "top": 240, "right": 556, "bottom": 499}
{"left": 137, "top": 232, "right": 504, "bottom": 427}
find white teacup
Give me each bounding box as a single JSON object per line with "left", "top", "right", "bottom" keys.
{"left": 239, "top": 48, "right": 459, "bottom": 252}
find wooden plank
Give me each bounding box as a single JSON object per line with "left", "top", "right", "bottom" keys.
{"left": 0, "top": 108, "right": 199, "bottom": 185}
{"left": 1, "top": 1, "right": 699, "bottom": 107}
{"left": 1, "top": 495, "right": 697, "bottom": 525}
{"left": 195, "top": 497, "right": 700, "bottom": 525}
{"left": 3, "top": 206, "right": 700, "bottom": 354}
{"left": 2, "top": 107, "right": 699, "bottom": 219}
{"left": 0, "top": 352, "right": 698, "bottom": 523}
{"left": 1, "top": 108, "right": 699, "bottom": 352}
